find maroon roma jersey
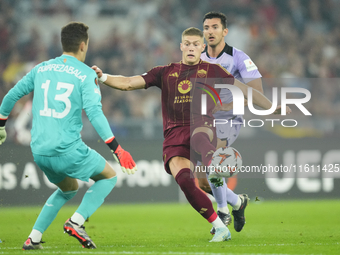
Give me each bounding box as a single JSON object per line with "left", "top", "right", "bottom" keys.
{"left": 142, "top": 60, "right": 234, "bottom": 134}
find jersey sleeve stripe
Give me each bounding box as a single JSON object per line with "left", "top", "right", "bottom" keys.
{"left": 105, "top": 136, "right": 115, "bottom": 143}
{"left": 0, "top": 113, "right": 8, "bottom": 119}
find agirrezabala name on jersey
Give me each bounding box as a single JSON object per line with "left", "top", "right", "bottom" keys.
{"left": 37, "top": 64, "right": 87, "bottom": 82}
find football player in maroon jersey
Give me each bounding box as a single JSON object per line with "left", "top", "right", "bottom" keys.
{"left": 92, "top": 27, "right": 288, "bottom": 242}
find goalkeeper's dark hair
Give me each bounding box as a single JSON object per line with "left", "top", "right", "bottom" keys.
{"left": 182, "top": 27, "right": 204, "bottom": 39}
{"left": 61, "top": 22, "right": 89, "bottom": 53}
{"left": 203, "top": 12, "right": 227, "bottom": 29}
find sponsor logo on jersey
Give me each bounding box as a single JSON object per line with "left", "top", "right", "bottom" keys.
{"left": 178, "top": 80, "right": 192, "bottom": 94}
{"left": 169, "top": 72, "right": 179, "bottom": 77}
{"left": 203, "top": 121, "right": 212, "bottom": 128}
{"left": 244, "top": 59, "right": 258, "bottom": 72}
{"left": 197, "top": 69, "right": 207, "bottom": 78}
{"left": 94, "top": 88, "right": 101, "bottom": 95}
{"left": 222, "top": 64, "right": 230, "bottom": 71}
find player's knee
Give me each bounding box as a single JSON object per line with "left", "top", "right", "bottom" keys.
{"left": 109, "top": 169, "right": 117, "bottom": 178}
{"left": 216, "top": 138, "right": 227, "bottom": 149}
{"left": 57, "top": 177, "right": 79, "bottom": 191}
{"left": 199, "top": 183, "right": 212, "bottom": 193}
{"left": 91, "top": 162, "right": 116, "bottom": 181}
{"left": 197, "top": 177, "right": 211, "bottom": 192}
{"left": 68, "top": 180, "right": 79, "bottom": 191}
{"left": 60, "top": 188, "right": 78, "bottom": 200}
{"left": 105, "top": 161, "right": 117, "bottom": 178}
{"left": 106, "top": 175, "right": 117, "bottom": 186}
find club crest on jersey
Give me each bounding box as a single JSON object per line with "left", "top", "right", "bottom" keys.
{"left": 94, "top": 88, "right": 101, "bottom": 95}
{"left": 197, "top": 69, "right": 207, "bottom": 78}
{"left": 222, "top": 64, "right": 230, "bottom": 70}
{"left": 178, "top": 80, "right": 192, "bottom": 94}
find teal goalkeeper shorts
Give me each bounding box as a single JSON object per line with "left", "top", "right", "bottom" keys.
{"left": 33, "top": 142, "right": 106, "bottom": 184}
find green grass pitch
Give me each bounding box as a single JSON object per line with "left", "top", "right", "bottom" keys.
{"left": 0, "top": 200, "right": 339, "bottom": 254}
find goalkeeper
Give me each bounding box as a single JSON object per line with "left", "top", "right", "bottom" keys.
{"left": 0, "top": 22, "right": 137, "bottom": 250}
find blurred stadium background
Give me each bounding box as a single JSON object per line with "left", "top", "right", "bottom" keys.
{"left": 0, "top": 0, "right": 339, "bottom": 206}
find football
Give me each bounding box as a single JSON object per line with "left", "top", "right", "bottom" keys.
{"left": 209, "top": 146, "right": 242, "bottom": 178}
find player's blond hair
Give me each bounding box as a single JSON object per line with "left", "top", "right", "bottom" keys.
{"left": 182, "top": 27, "right": 204, "bottom": 39}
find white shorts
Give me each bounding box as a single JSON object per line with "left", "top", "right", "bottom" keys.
{"left": 215, "top": 116, "right": 243, "bottom": 146}
{"left": 196, "top": 116, "right": 243, "bottom": 166}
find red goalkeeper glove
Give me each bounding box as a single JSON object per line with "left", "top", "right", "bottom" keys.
{"left": 106, "top": 137, "right": 137, "bottom": 174}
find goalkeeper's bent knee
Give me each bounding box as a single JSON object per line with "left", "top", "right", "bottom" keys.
{"left": 60, "top": 189, "right": 78, "bottom": 200}
{"left": 105, "top": 175, "right": 118, "bottom": 186}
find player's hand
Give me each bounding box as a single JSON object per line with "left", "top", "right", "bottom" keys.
{"left": 212, "top": 103, "right": 223, "bottom": 114}
{"left": 92, "top": 65, "right": 108, "bottom": 83}
{"left": 111, "top": 145, "right": 137, "bottom": 174}
{"left": 91, "top": 65, "right": 103, "bottom": 79}
{"left": 208, "top": 172, "right": 224, "bottom": 188}
{"left": 274, "top": 105, "right": 292, "bottom": 115}
{"left": 212, "top": 102, "right": 233, "bottom": 114}
{"left": 0, "top": 126, "right": 7, "bottom": 145}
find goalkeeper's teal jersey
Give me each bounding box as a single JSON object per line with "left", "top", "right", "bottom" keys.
{"left": 0, "top": 55, "right": 114, "bottom": 156}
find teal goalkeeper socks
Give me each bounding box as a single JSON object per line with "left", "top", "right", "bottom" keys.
{"left": 76, "top": 176, "right": 117, "bottom": 221}
{"left": 33, "top": 189, "right": 77, "bottom": 233}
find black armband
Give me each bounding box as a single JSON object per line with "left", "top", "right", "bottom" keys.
{"left": 106, "top": 137, "right": 119, "bottom": 152}
{"left": 0, "top": 118, "right": 7, "bottom": 127}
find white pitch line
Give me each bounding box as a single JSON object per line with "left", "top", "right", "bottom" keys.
{"left": 0, "top": 242, "right": 338, "bottom": 255}
{"left": 0, "top": 241, "right": 339, "bottom": 250}
{"left": 0, "top": 251, "right": 295, "bottom": 255}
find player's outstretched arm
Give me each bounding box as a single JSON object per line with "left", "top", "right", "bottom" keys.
{"left": 233, "top": 79, "right": 292, "bottom": 115}
{"left": 214, "top": 78, "right": 263, "bottom": 113}
{"left": 82, "top": 71, "right": 138, "bottom": 174}
{"left": 246, "top": 78, "right": 263, "bottom": 94}
{"left": 0, "top": 68, "right": 36, "bottom": 145}
{"left": 88, "top": 112, "right": 138, "bottom": 175}
{"left": 92, "top": 65, "right": 146, "bottom": 91}
{"left": 212, "top": 102, "right": 233, "bottom": 114}
{"left": 243, "top": 78, "right": 263, "bottom": 106}
{"left": 105, "top": 136, "right": 137, "bottom": 175}
{"left": 273, "top": 105, "right": 291, "bottom": 115}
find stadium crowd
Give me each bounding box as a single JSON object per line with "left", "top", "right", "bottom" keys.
{"left": 1, "top": 0, "right": 340, "bottom": 142}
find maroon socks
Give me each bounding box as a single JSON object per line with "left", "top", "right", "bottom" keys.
{"left": 175, "top": 168, "right": 217, "bottom": 222}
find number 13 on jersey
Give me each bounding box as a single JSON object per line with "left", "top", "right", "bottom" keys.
{"left": 40, "top": 80, "right": 74, "bottom": 119}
